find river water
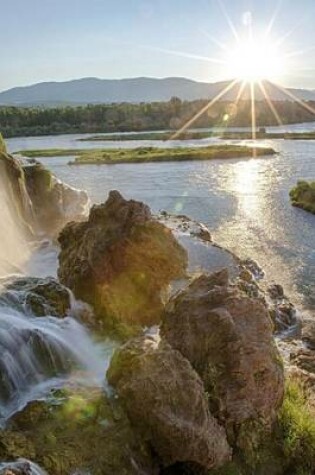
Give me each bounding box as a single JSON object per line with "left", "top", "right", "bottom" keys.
{"left": 7, "top": 124, "right": 315, "bottom": 316}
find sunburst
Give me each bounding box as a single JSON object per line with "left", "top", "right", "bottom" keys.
{"left": 159, "top": 2, "right": 315, "bottom": 146}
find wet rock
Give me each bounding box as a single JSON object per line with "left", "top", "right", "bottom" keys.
{"left": 302, "top": 319, "right": 315, "bottom": 349}
{"left": 24, "top": 162, "right": 89, "bottom": 236}
{"left": 239, "top": 268, "right": 253, "bottom": 283}
{"left": 161, "top": 269, "right": 284, "bottom": 438}
{"left": 107, "top": 335, "right": 231, "bottom": 470}
{"left": 0, "top": 460, "right": 44, "bottom": 475}
{"left": 291, "top": 348, "right": 315, "bottom": 374}
{"left": 267, "top": 284, "right": 285, "bottom": 300}
{"left": 240, "top": 258, "right": 265, "bottom": 280}
{"left": 269, "top": 302, "right": 302, "bottom": 337}
{"left": 58, "top": 191, "right": 187, "bottom": 337}
{"left": 3, "top": 277, "right": 71, "bottom": 318}
{"left": 4, "top": 390, "right": 158, "bottom": 475}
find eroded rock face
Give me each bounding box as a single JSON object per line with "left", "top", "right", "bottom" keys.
{"left": 24, "top": 162, "right": 89, "bottom": 236}
{"left": 107, "top": 335, "right": 231, "bottom": 470}
{"left": 161, "top": 269, "right": 284, "bottom": 437}
{"left": 58, "top": 191, "right": 187, "bottom": 336}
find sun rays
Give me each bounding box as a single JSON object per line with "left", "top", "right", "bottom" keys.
{"left": 164, "top": 1, "right": 315, "bottom": 147}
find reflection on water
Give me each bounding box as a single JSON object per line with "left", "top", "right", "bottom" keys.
{"left": 225, "top": 159, "right": 263, "bottom": 217}
{"left": 6, "top": 129, "right": 315, "bottom": 313}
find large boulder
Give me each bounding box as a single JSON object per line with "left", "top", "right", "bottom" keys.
{"left": 161, "top": 269, "right": 284, "bottom": 439}
{"left": 58, "top": 191, "right": 187, "bottom": 336}
{"left": 107, "top": 335, "right": 231, "bottom": 470}
{"left": 23, "top": 162, "right": 89, "bottom": 236}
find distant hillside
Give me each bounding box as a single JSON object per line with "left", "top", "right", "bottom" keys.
{"left": 1, "top": 77, "right": 315, "bottom": 106}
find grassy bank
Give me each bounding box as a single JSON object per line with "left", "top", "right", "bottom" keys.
{"left": 290, "top": 180, "right": 315, "bottom": 214}
{"left": 78, "top": 131, "right": 213, "bottom": 141}
{"left": 19, "top": 145, "right": 277, "bottom": 165}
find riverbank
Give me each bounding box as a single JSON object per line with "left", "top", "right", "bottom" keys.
{"left": 18, "top": 144, "right": 276, "bottom": 164}
{"left": 78, "top": 130, "right": 315, "bottom": 142}
{"left": 221, "top": 131, "right": 315, "bottom": 140}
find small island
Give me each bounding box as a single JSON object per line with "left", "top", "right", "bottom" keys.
{"left": 19, "top": 144, "right": 277, "bottom": 165}
{"left": 78, "top": 131, "right": 213, "bottom": 141}
{"left": 290, "top": 180, "right": 315, "bottom": 214}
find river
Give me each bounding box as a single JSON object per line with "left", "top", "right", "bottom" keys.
{"left": 6, "top": 124, "right": 315, "bottom": 316}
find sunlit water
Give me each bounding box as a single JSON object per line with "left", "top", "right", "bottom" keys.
{"left": 7, "top": 125, "right": 315, "bottom": 315}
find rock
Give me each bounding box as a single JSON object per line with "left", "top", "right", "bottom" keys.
{"left": 161, "top": 269, "right": 284, "bottom": 438}
{"left": 5, "top": 389, "right": 158, "bottom": 475}
{"left": 24, "top": 162, "right": 89, "bottom": 236}
{"left": 302, "top": 319, "right": 315, "bottom": 349}
{"left": 192, "top": 223, "right": 212, "bottom": 242}
{"left": 239, "top": 268, "right": 253, "bottom": 283}
{"left": 291, "top": 348, "right": 315, "bottom": 374}
{"left": 240, "top": 258, "right": 264, "bottom": 280}
{"left": 107, "top": 335, "right": 231, "bottom": 470}
{"left": 0, "top": 460, "right": 44, "bottom": 475}
{"left": 3, "top": 277, "right": 71, "bottom": 318}
{"left": 58, "top": 191, "right": 187, "bottom": 337}
{"left": 267, "top": 284, "right": 284, "bottom": 300}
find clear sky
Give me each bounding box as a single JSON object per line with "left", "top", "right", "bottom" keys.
{"left": 1, "top": 0, "right": 315, "bottom": 91}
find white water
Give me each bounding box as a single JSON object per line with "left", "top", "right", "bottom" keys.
{"left": 0, "top": 458, "right": 47, "bottom": 475}
{"left": 0, "top": 173, "right": 31, "bottom": 276}
{"left": 0, "top": 160, "right": 114, "bottom": 424}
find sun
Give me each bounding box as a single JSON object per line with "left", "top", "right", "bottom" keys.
{"left": 226, "top": 37, "right": 286, "bottom": 83}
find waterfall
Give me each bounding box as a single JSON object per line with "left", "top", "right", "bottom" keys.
{"left": 0, "top": 289, "right": 113, "bottom": 422}
{"left": 0, "top": 152, "right": 113, "bottom": 424}
{"left": 0, "top": 170, "right": 31, "bottom": 276}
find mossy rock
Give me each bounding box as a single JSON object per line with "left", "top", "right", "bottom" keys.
{"left": 6, "top": 387, "right": 157, "bottom": 475}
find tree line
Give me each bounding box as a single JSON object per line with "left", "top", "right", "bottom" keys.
{"left": 1, "top": 97, "right": 315, "bottom": 138}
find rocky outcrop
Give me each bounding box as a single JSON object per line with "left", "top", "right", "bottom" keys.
{"left": 107, "top": 335, "right": 231, "bottom": 470}
{"left": 2, "top": 277, "right": 71, "bottom": 318}
{"left": 161, "top": 269, "right": 284, "bottom": 440}
{"left": 58, "top": 191, "right": 187, "bottom": 337}
{"left": 23, "top": 162, "right": 89, "bottom": 236}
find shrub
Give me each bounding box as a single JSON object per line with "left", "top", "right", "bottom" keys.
{"left": 278, "top": 380, "right": 315, "bottom": 475}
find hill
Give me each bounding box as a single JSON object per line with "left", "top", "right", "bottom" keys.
{"left": 1, "top": 77, "right": 315, "bottom": 106}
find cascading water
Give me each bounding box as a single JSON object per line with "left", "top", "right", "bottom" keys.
{"left": 0, "top": 458, "right": 47, "bottom": 475}
{"left": 0, "top": 171, "right": 31, "bottom": 276}
{"left": 0, "top": 153, "right": 113, "bottom": 425}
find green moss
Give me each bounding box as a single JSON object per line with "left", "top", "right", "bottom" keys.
{"left": 290, "top": 180, "right": 315, "bottom": 215}
{"left": 18, "top": 144, "right": 277, "bottom": 164}
{"left": 5, "top": 387, "right": 155, "bottom": 475}
{"left": 278, "top": 380, "right": 315, "bottom": 475}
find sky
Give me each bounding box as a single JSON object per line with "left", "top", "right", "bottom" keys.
{"left": 1, "top": 0, "right": 315, "bottom": 91}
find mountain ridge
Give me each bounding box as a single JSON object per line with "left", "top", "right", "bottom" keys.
{"left": 1, "top": 77, "right": 315, "bottom": 106}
